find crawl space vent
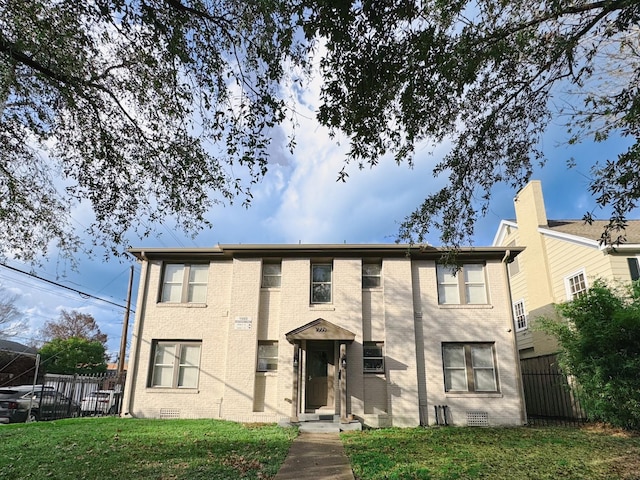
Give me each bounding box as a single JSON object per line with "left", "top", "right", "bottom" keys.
{"left": 467, "top": 411, "right": 489, "bottom": 426}
{"left": 160, "top": 408, "right": 181, "bottom": 419}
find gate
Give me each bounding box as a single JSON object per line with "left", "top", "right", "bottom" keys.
{"left": 520, "top": 354, "right": 588, "bottom": 426}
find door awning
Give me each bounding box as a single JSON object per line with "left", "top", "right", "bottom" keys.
{"left": 285, "top": 318, "right": 356, "bottom": 344}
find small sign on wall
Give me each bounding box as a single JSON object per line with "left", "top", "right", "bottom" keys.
{"left": 234, "top": 316, "right": 252, "bottom": 330}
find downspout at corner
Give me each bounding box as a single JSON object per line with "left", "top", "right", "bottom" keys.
{"left": 121, "top": 251, "right": 149, "bottom": 417}
{"left": 502, "top": 250, "right": 528, "bottom": 426}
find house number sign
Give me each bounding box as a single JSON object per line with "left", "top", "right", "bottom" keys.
{"left": 315, "top": 327, "right": 327, "bottom": 333}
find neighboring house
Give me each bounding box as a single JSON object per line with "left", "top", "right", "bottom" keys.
{"left": 122, "top": 244, "right": 526, "bottom": 428}
{"left": 0, "top": 339, "right": 38, "bottom": 386}
{"left": 493, "top": 180, "right": 640, "bottom": 359}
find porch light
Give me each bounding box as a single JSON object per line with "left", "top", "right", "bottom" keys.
{"left": 341, "top": 356, "right": 347, "bottom": 369}
{"left": 293, "top": 350, "right": 299, "bottom": 368}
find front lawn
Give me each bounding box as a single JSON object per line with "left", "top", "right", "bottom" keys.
{"left": 0, "top": 417, "right": 296, "bottom": 480}
{"left": 342, "top": 425, "right": 640, "bottom": 480}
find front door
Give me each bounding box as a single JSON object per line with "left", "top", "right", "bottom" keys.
{"left": 305, "top": 342, "right": 335, "bottom": 410}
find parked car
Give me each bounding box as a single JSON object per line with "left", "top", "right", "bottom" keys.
{"left": 80, "top": 390, "right": 120, "bottom": 416}
{"left": 0, "top": 385, "right": 80, "bottom": 423}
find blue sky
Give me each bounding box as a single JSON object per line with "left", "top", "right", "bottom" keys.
{"left": 1, "top": 74, "right": 636, "bottom": 362}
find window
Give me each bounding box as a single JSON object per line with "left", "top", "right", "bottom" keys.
{"left": 257, "top": 341, "right": 278, "bottom": 371}
{"left": 442, "top": 343, "right": 498, "bottom": 392}
{"left": 311, "top": 263, "right": 332, "bottom": 303}
{"left": 628, "top": 258, "right": 640, "bottom": 281}
{"left": 262, "top": 262, "right": 282, "bottom": 288}
{"left": 566, "top": 270, "right": 587, "bottom": 300}
{"left": 363, "top": 342, "right": 384, "bottom": 373}
{"left": 436, "top": 264, "right": 487, "bottom": 304}
{"left": 513, "top": 300, "right": 527, "bottom": 331}
{"left": 362, "top": 262, "right": 382, "bottom": 288}
{"left": 150, "top": 341, "right": 201, "bottom": 388}
{"left": 161, "top": 263, "right": 208, "bottom": 303}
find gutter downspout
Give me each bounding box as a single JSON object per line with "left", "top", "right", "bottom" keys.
{"left": 121, "top": 252, "right": 149, "bottom": 417}
{"left": 502, "top": 250, "right": 528, "bottom": 426}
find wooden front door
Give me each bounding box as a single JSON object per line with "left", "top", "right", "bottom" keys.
{"left": 305, "top": 342, "right": 335, "bottom": 410}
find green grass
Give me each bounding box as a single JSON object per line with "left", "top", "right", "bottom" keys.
{"left": 342, "top": 425, "right": 640, "bottom": 480}
{"left": 0, "top": 417, "right": 297, "bottom": 479}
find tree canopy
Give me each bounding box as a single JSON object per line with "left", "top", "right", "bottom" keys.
{"left": 541, "top": 279, "right": 640, "bottom": 430}
{"left": 39, "top": 337, "right": 107, "bottom": 375}
{"left": 40, "top": 309, "right": 107, "bottom": 346}
{"left": 1, "top": 1, "right": 639, "bottom": 260}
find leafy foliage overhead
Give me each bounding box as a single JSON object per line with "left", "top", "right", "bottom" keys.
{"left": 1, "top": 0, "right": 308, "bottom": 263}
{"left": 304, "top": 0, "right": 640, "bottom": 246}
{"left": 1, "top": 1, "right": 639, "bottom": 262}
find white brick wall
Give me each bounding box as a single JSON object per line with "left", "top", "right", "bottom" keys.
{"left": 123, "top": 250, "right": 524, "bottom": 427}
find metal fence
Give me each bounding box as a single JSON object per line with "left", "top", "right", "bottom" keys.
{"left": 38, "top": 372, "right": 126, "bottom": 420}
{"left": 520, "top": 354, "right": 588, "bottom": 427}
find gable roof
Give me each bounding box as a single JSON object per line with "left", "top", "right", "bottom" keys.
{"left": 546, "top": 220, "right": 640, "bottom": 244}
{"left": 285, "top": 318, "right": 356, "bottom": 343}
{"left": 0, "top": 339, "right": 37, "bottom": 356}
{"left": 493, "top": 219, "right": 640, "bottom": 249}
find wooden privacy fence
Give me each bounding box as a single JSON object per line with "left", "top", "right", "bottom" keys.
{"left": 520, "top": 354, "right": 588, "bottom": 426}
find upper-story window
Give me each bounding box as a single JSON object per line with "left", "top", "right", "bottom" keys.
{"left": 628, "top": 258, "right": 640, "bottom": 281}
{"left": 362, "top": 262, "right": 382, "bottom": 288}
{"left": 436, "top": 263, "right": 487, "bottom": 305}
{"left": 513, "top": 299, "right": 527, "bottom": 331}
{"left": 507, "top": 241, "right": 520, "bottom": 276}
{"left": 565, "top": 270, "right": 587, "bottom": 300}
{"left": 262, "top": 262, "right": 282, "bottom": 288}
{"left": 161, "top": 263, "right": 209, "bottom": 303}
{"left": 311, "top": 263, "right": 332, "bottom": 303}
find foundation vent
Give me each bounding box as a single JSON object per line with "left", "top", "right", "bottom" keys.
{"left": 466, "top": 411, "right": 489, "bottom": 427}
{"left": 160, "top": 408, "right": 181, "bottom": 419}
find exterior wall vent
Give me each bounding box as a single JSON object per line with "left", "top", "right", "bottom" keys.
{"left": 466, "top": 411, "right": 489, "bottom": 427}
{"left": 160, "top": 408, "right": 181, "bottom": 419}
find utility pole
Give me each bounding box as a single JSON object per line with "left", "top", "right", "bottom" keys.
{"left": 117, "top": 266, "right": 134, "bottom": 377}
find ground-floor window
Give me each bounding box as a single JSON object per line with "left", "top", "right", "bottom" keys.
{"left": 363, "top": 342, "right": 385, "bottom": 373}
{"left": 257, "top": 341, "right": 279, "bottom": 372}
{"left": 442, "top": 343, "right": 498, "bottom": 392}
{"left": 150, "top": 340, "right": 202, "bottom": 388}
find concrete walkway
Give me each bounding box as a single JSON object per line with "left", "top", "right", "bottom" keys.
{"left": 274, "top": 432, "right": 355, "bottom": 480}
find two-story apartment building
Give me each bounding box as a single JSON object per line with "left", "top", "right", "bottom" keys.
{"left": 493, "top": 180, "right": 640, "bottom": 359}
{"left": 121, "top": 244, "right": 526, "bottom": 427}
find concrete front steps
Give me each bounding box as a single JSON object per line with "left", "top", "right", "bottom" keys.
{"left": 279, "top": 412, "right": 363, "bottom": 433}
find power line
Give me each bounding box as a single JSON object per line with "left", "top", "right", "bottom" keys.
{"left": 0, "top": 263, "right": 134, "bottom": 312}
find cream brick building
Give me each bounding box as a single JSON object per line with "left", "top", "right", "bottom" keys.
{"left": 493, "top": 180, "right": 640, "bottom": 359}
{"left": 122, "top": 244, "right": 526, "bottom": 427}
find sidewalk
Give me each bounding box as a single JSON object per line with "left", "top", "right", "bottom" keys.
{"left": 274, "top": 432, "right": 355, "bottom": 480}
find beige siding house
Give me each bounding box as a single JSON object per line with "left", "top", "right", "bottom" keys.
{"left": 122, "top": 244, "right": 526, "bottom": 428}
{"left": 493, "top": 180, "right": 640, "bottom": 359}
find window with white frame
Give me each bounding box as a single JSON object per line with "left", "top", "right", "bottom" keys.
{"left": 513, "top": 300, "right": 527, "bottom": 331}
{"left": 160, "top": 263, "right": 209, "bottom": 303}
{"left": 150, "top": 341, "right": 201, "bottom": 388}
{"left": 363, "top": 342, "right": 385, "bottom": 373}
{"left": 262, "top": 262, "right": 282, "bottom": 288}
{"left": 257, "top": 341, "right": 278, "bottom": 371}
{"left": 362, "top": 262, "right": 382, "bottom": 288}
{"left": 436, "top": 263, "right": 488, "bottom": 304}
{"left": 311, "top": 263, "right": 332, "bottom": 303}
{"left": 566, "top": 270, "right": 588, "bottom": 300}
{"left": 442, "top": 343, "right": 498, "bottom": 392}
